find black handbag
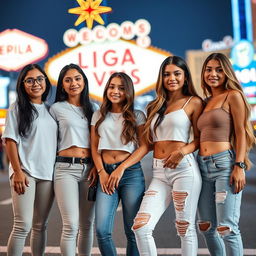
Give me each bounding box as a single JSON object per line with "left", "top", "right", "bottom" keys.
{"left": 87, "top": 186, "right": 97, "bottom": 201}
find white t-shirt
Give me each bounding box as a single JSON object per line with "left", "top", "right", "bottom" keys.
{"left": 50, "top": 101, "right": 98, "bottom": 152}
{"left": 91, "top": 109, "right": 146, "bottom": 153}
{"left": 2, "top": 102, "right": 58, "bottom": 180}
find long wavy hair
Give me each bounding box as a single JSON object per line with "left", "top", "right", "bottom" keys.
{"left": 144, "top": 55, "right": 199, "bottom": 144}
{"left": 55, "top": 63, "right": 94, "bottom": 127}
{"left": 201, "top": 52, "right": 255, "bottom": 169}
{"left": 95, "top": 72, "right": 137, "bottom": 145}
{"left": 16, "top": 64, "right": 51, "bottom": 137}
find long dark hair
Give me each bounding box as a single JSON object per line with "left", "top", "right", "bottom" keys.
{"left": 55, "top": 63, "right": 94, "bottom": 126}
{"left": 95, "top": 72, "right": 137, "bottom": 145}
{"left": 144, "top": 55, "right": 199, "bottom": 143}
{"left": 16, "top": 64, "right": 51, "bottom": 137}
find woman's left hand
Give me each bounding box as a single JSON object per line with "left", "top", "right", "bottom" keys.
{"left": 88, "top": 166, "right": 98, "bottom": 187}
{"left": 107, "top": 165, "right": 125, "bottom": 191}
{"left": 230, "top": 166, "right": 246, "bottom": 193}
{"left": 163, "top": 149, "right": 184, "bottom": 169}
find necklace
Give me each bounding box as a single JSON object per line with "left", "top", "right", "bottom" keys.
{"left": 110, "top": 112, "right": 122, "bottom": 122}
{"left": 68, "top": 102, "right": 85, "bottom": 119}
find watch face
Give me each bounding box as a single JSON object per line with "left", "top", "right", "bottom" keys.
{"left": 235, "top": 162, "right": 246, "bottom": 169}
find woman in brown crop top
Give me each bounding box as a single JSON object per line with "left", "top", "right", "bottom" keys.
{"left": 197, "top": 53, "right": 255, "bottom": 256}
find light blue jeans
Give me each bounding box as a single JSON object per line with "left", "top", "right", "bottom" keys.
{"left": 133, "top": 154, "right": 202, "bottom": 256}
{"left": 197, "top": 150, "right": 243, "bottom": 256}
{"left": 95, "top": 161, "right": 145, "bottom": 256}
{"left": 54, "top": 162, "right": 95, "bottom": 256}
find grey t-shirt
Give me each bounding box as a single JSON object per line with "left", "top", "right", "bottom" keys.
{"left": 50, "top": 101, "right": 98, "bottom": 152}
{"left": 91, "top": 109, "right": 146, "bottom": 153}
{"left": 2, "top": 102, "right": 58, "bottom": 180}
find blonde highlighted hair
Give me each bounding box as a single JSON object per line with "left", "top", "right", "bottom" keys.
{"left": 144, "top": 56, "right": 199, "bottom": 144}
{"left": 95, "top": 72, "right": 137, "bottom": 145}
{"left": 201, "top": 52, "right": 255, "bottom": 169}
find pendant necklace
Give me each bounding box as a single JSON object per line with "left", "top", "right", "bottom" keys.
{"left": 68, "top": 102, "right": 85, "bottom": 119}
{"left": 110, "top": 112, "right": 122, "bottom": 121}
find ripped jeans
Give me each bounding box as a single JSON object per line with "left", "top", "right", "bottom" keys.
{"left": 133, "top": 154, "right": 202, "bottom": 256}
{"left": 197, "top": 150, "right": 243, "bottom": 256}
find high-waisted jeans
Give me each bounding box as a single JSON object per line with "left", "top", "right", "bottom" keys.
{"left": 197, "top": 149, "right": 243, "bottom": 256}
{"left": 133, "top": 153, "right": 202, "bottom": 256}
{"left": 95, "top": 161, "right": 145, "bottom": 256}
{"left": 54, "top": 161, "right": 95, "bottom": 256}
{"left": 7, "top": 173, "right": 54, "bottom": 256}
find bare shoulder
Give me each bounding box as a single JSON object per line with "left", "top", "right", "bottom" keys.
{"left": 228, "top": 89, "right": 244, "bottom": 104}
{"left": 190, "top": 96, "right": 204, "bottom": 108}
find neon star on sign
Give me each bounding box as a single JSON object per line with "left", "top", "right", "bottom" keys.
{"left": 68, "top": 0, "right": 112, "bottom": 29}
{"left": 0, "top": 29, "right": 48, "bottom": 72}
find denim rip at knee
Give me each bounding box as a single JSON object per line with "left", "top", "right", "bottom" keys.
{"left": 96, "top": 161, "right": 145, "bottom": 256}
{"left": 197, "top": 149, "right": 243, "bottom": 255}
{"left": 133, "top": 154, "right": 201, "bottom": 256}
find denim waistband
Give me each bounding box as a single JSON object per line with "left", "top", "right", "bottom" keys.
{"left": 198, "top": 149, "right": 234, "bottom": 161}
{"left": 153, "top": 153, "right": 193, "bottom": 168}
{"left": 104, "top": 160, "right": 141, "bottom": 171}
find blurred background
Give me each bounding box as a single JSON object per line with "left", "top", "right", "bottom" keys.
{"left": 0, "top": 0, "right": 256, "bottom": 255}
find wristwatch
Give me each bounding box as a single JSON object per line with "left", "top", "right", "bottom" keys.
{"left": 234, "top": 162, "right": 247, "bottom": 169}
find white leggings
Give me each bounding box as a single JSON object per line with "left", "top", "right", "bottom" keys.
{"left": 133, "top": 154, "right": 202, "bottom": 256}
{"left": 54, "top": 162, "right": 95, "bottom": 256}
{"left": 7, "top": 173, "right": 54, "bottom": 256}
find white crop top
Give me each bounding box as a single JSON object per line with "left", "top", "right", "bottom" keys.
{"left": 50, "top": 101, "right": 98, "bottom": 152}
{"left": 2, "top": 102, "right": 58, "bottom": 180}
{"left": 91, "top": 109, "right": 146, "bottom": 153}
{"left": 151, "top": 97, "right": 193, "bottom": 143}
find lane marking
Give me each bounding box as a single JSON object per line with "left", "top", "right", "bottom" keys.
{"left": 0, "top": 246, "right": 255, "bottom": 255}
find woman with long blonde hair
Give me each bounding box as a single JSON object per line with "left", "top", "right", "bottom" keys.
{"left": 133, "top": 56, "right": 204, "bottom": 256}
{"left": 197, "top": 52, "right": 255, "bottom": 256}
{"left": 91, "top": 72, "right": 148, "bottom": 256}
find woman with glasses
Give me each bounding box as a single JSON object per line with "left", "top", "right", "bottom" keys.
{"left": 50, "top": 64, "right": 97, "bottom": 256}
{"left": 2, "top": 64, "right": 57, "bottom": 256}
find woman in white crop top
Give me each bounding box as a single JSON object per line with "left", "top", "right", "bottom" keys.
{"left": 2, "top": 64, "right": 57, "bottom": 255}
{"left": 91, "top": 72, "right": 148, "bottom": 256}
{"left": 132, "top": 56, "right": 204, "bottom": 256}
{"left": 50, "top": 64, "right": 96, "bottom": 256}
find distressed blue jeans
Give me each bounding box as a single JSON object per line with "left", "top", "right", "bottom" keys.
{"left": 95, "top": 161, "right": 145, "bottom": 256}
{"left": 197, "top": 150, "right": 243, "bottom": 256}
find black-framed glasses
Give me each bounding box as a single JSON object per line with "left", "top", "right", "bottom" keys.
{"left": 23, "top": 76, "right": 46, "bottom": 86}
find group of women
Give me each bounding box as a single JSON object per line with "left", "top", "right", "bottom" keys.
{"left": 2, "top": 52, "right": 255, "bottom": 256}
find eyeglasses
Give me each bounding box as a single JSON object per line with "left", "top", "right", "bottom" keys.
{"left": 23, "top": 76, "right": 46, "bottom": 86}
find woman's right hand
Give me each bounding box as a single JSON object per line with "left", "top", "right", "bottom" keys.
{"left": 99, "top": 170, "right": 112, "bottom": 195}
{"left": 12, "top": 170, "right": 29, "bottom": 195}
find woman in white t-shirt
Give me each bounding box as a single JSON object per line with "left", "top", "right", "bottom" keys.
{"left": 91, "top": 72, "right": 149, "bottom": 256}
{"left": 50, "top": 64, "right": 97, "bottom": 256}
{"left": 2, "top": 64, "right": 58, "bottom": 256}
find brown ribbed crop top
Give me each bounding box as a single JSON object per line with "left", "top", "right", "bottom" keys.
{"left": 197, "top": 94, "right": 233, "bottom": 142}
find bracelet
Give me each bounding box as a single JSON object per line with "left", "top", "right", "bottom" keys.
{"left": 97, "top": 168, "right": 104, "bottom": 174}
{"left": 179, "top": 149, "right": 185, "bottom": 157}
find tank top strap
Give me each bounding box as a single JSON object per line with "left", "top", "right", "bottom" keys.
{"left": 221, "top": 92, "right": 229, "bottom": 108}
{"left": 182, "top": 96, "right": 193, "bottom": 109}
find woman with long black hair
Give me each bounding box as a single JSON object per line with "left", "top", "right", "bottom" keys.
{"left": 50, "top": 63, "right": 97, "bottom": 256}
{"left": 3, "top": 64, "right": 57, "bottom": 255}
